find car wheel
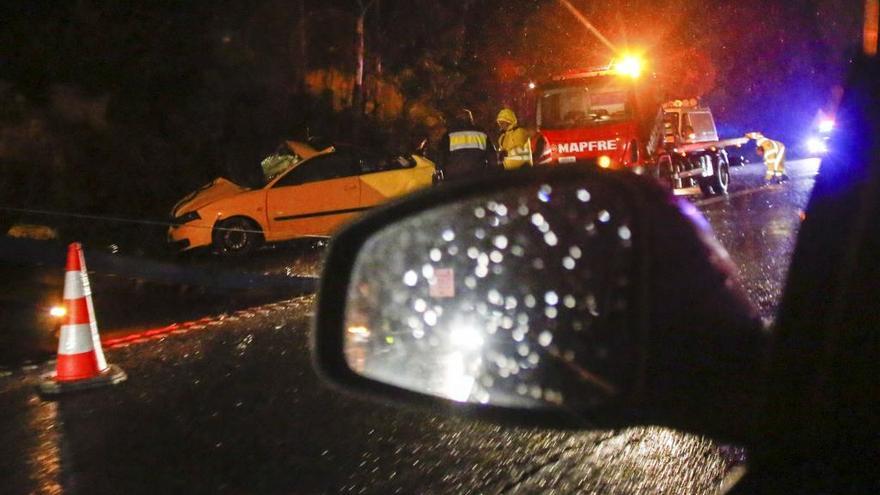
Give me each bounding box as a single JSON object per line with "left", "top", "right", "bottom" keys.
{"left": 213, "top": 217, "right": 262, "bottom": 256}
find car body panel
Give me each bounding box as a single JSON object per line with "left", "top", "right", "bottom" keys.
{"left": 359, "top": 155, "right": 435, "bottom": 206}
{"left": 265, "top": 175, "right": 362, "bottom": 240}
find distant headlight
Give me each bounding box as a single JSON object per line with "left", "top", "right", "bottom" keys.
{"left": 806, "top": 136, "right": 829, "bottom": 155}
{"left": 174, "top": 211, "right": 201, "bottom": 224}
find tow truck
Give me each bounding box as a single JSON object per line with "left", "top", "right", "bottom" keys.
{"left": 530, "top": 57, "right": 748, "bottom": 196}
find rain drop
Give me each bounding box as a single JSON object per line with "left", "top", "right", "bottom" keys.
{"left": 538, "top": 331, "right": 553, "bottom": 347}
{"left": 430, "top": 248, "right": 442, "bottom": 262}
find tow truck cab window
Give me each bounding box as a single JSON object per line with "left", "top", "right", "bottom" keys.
{"left": 538, "top": 79, "right": 633, "bottom": 129}
{"left": 683, "top": 111, "right": 718, "bottom": 141}
{"left": 273, "top": 152, "right": 359, "bottom": 187}
{"left": 663, "top": 112, "right": 680, "bottom": 140}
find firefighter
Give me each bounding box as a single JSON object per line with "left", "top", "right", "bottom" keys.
{"left": 437, "top": 109, "right": 499, "bottom": 181}
{"left": 496, "top": 108, "right": 533, "bottom": 169}
{"left": 748, "top": 132, "right": 788, "bottom": 182}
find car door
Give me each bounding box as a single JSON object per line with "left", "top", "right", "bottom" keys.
{"left": 265, "top": 151, "right": 362, "bottom": 240}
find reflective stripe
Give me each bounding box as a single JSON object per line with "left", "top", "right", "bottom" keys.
{"left": 63, "top": 271, "right": 89, "bottom": 299}
{"left": 449, "top": 131, "right": 488, "bottom": 151}
{"left": 58, "top": 323, "right": 95, "bottom": 355}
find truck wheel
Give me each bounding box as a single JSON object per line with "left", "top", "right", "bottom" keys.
{"left": 711, "top": 157, "right": 730, "bottom": 194}
{"left": 213, "top": 217, "right": 263, "bottom": 256}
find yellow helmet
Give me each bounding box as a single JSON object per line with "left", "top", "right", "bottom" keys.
{"left": 496, "top": 108, "right": 518, "bottom": 126}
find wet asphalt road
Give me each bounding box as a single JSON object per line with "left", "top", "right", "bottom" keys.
{"left": 0, "top": 160, "right": 817, "bottom": 494}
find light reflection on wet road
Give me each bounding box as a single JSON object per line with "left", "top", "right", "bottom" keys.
{"left": 0, "top": 160, "right": 817, "bottom": 494}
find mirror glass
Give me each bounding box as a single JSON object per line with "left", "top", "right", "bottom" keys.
{"left": 344, "top": 180, "right": 639, "bottom": 409}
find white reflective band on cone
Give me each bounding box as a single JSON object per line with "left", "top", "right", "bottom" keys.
{"left": 63, "top": 271, "right": 89, "bottom": 299}
{"left": 58, "top": 323, "right": 95, "bottom": 355}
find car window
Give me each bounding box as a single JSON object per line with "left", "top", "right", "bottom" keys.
{"left": 273, "top": 152, "right": 358, "bottom": 187}
{"left": 359, "top": 154, "right": 416, "bottom": 174}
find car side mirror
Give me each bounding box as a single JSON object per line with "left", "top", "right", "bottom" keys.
{"left": 313, "top": 166, "right": 767, "bottom": 441}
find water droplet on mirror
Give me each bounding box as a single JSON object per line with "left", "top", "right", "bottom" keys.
{"left": 563, "top": 294, "right": 576, "bottom": 308}
{"left": 577, "top": 189, "right": 591, "bottom": 202}
{"left": 618, "top": 225, "right": 632, "bottom": 240}
{"left": 545, "top": 306, "right": 558, "bottom": 319}
{"left": 517, "top": 344, "right": 530, "bottom": 356}
{"left": 413, "top": 328, "right": 425, "bottom": 339}
{"left": 598, "top": 210, "right": 611, "bottom": 223}
{"left": 537, "top": 184, "right": 552, "bottom": 202}
{"left": 474, "top": 207, "right": 486, "bottom": 219}
{"left": 488, "top": 289, "right": 503, "bottom": 305}
{"left": 518, "top": 205, "right": 529, "bottom": 216}
{"left": 423, "top": 310, "right": 437, "bottom": 326}
{"left": 403, "top": 270, "right": 418, "bottom": 286}
{"left": 524, "top": 294, "right": 536, "bottom": 308}
{"left": 511, "top": 245, "right": 525, "bottom": 256}
{"left": 538, "top": 331, "right": 553, "bottom": 347}
{"left": 475, "top": 265, "right": 489, "bottom": 278}
{"left": 544, "top": 232, "right": 558, "bottom": 246}
{"left": 490, "top": 251, "right": 503, "bottom": 263}
{"left": 531, "top": 213, "right": 545, "bottom": 227}
{"left": 442, "top": 229, "right": 455, "bottom": 242}
{"left": 414, "top": 298, "right": 427, "bottom": 312}
{"left": 467, "top": 247, "right": 479, "bottom": 259}
{"left": 530, "top": 386, "right": 542, "bottom": 399}
{"left": 544, "top": 291, "right": 558, "bottom": 306}
{"left": 465, "top": 276, "right": 477, "bottom": 289}
{"left": 528, "top": 353, "right": 540, "bottom": 365}
{"left": 430, "top": 248, "right": 442, "bottom": 262}
{"left": 448, "top": 245, "right": 459, "bottom": 256}
{"left": 569, "top": 246, "right": 582, "bottom": 259}
{"left": 496, "top": 204, "right": 508, "bottom": 217}
{"left": 493, "top": 235, "right": 508, "bottom": 250}
{"left": 421, "top": 264, "right": 434, "bottom": 279}
{"left": 475, "top": 228, "right": 486, "bottom": 240}
{"left": 562, "top": 257, "right": 575, "bottom": 270}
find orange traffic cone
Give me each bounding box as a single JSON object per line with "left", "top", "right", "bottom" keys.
{"left": 39, "top": 243, "right": 126, "bottom": 395}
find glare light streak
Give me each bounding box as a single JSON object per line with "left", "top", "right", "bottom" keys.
{"left": 556, "top": 0, "right": 617, "bottom": 53}
{"left": 49, "top": 306, "right": 67, "bottom": 318}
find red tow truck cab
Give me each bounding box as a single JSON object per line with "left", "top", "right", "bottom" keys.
{"left": 531, "top": 65, "right": 658, "bottom": 169}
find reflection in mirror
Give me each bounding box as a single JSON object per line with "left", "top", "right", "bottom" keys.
{"left": 344, "top": 181, "right": 639, "bottom": 410}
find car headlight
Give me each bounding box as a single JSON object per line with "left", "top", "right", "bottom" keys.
{"left": 174, "top": 211, "right": 201, "bottom": 224}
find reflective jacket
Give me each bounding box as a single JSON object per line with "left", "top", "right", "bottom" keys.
{"left": 498, "top": 126, "right": 533, "bottom": 169}
{"left": 438, "top": 124, "right": 499, "bottom": 181}
{"left": 756, "top": 137, "right": 786, "bottom": 165}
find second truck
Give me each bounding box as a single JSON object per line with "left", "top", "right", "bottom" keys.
{"left": 528, "top": 56, "right": 748, "bottom": 196}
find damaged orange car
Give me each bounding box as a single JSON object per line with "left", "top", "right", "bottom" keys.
{"left": 168, "top": 145, "right": 436, "bottom": 255}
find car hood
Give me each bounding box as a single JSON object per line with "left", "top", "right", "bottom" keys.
{"left": 172, "top": 178, "right": 248, "bottom": 217}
